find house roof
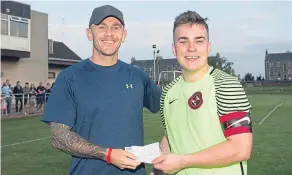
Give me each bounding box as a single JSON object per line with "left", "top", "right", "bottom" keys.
{"left": 131, "top": 56, "right": 218, "bottom": 67}
{"left": 131, "top": 58, "right": 178, "bottom": 67}
{"left": 48, "top": 40, "right": 82, "bottom": 61}
{"left": 48, "top": 40, "right": 82, "bottom": 66}
{"left": 266, "top": 52, "right": 292, "bottom": 61}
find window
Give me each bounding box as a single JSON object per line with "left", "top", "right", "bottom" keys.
{"left": 1, "top": 13, "right": 8, "bottom": 35}
{"left": 288, "top": 62, "right": 291, "bottom": 67}
{"left": 269, "top": 62, "right": 273, "bottom": 68}
{"left": 278, "top": 71, "right": 281, "bottom": 77}
{"left": 283, "top": 64, "right": 287, "bottom": 72}
{"left": 270, "top": 70, "right": 273, "bottom": 76}
{"left": 277, "top": 62, "right": 280, "bottom": 67}
{"left": 10, "top": 16, "right": 28, "bottom": 38}
{"left": 163, "top": 66, "right": 168, "bottom": 71}
{"left": 48, "top": 72, "right": 56, "bottom": 79}
{"left": 289, "top": 70, "right": 292, "bottom": 75}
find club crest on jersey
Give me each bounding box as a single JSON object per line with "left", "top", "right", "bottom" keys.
{"left": 188, "top": 91, "right": 203, "bottom": 110}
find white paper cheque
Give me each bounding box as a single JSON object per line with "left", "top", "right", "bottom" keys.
{"left": 125, "top": 142, "right": 162, "bottom": 164}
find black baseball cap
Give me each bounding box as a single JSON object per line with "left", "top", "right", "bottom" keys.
{"left": 89, "top": 5, "right": 124, "bottom": 27}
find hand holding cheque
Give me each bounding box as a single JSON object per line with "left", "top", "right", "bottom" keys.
{"left": 125, "top": 142, "right": 162, "bottom": 164}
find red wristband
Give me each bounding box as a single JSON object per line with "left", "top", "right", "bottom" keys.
{"left": 106, "top": 148, "right": 113, "bottom": 165}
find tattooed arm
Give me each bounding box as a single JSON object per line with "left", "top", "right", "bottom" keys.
{"left": 50, "top": 122, "right": 107, "bottom": 160}
{"left": 50, "top": 122, "right": 142, "bottom": 169}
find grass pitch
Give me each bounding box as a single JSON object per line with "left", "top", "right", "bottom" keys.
{"left": 2, "top": 94, "right": 292, "bottom": 175}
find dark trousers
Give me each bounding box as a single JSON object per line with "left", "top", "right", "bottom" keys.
{"left": 15, "top": 98, "right": 23, "bottom": 112}
{"left": 24, "top": 98, "right": 28, "bottom": 106}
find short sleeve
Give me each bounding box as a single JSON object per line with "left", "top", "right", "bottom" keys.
{"left": 216, "top": 78, "right": 252, "bottom": 138}
{"left": 41, "top": 72, "right": 77, "bottom": 127}
{"left": 143, "top": 74, "right": 162, "bottom": 113}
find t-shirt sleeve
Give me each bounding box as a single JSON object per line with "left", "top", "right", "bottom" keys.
{"left": 41, "top": 72, "right": 77, "bottom": 127}
{"left": 143, "top": 74, "right": 162, "bottom": 113}
{"left": 216, "top": 78, "right": 252, "bottom": 138}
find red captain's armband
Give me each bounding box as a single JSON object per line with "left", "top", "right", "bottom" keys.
{"left": 219, "top": 112, "right": 252, "bottom": 138}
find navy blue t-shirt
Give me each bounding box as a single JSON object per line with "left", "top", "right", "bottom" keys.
{"left": 42, "top": 59, "right": 162, "bottom": 175}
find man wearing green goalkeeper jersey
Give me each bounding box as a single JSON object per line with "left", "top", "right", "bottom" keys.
{"left": 152, "top": 10, "right": 253, "bottom": 175}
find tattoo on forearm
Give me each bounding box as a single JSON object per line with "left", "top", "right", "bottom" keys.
{"left": 51, "top": 122, "right": 107, "bottom": 160}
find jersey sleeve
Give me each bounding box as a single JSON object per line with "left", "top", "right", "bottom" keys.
{"left": 160, "top": 87, "right": 168, "bottom": 130}
{"left": 41, "top": 71, "right": 77, "bottom": 127}
{"left": 143, "top": 74, "right": 162, "bottom": 113}
{"left": 216, "top": 78, "right": 252, "bottom": 138}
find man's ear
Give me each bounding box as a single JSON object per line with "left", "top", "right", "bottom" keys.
{"left": 172, "top": 43, "right": 177, "bottom": 57}
{"left": 207, "top": 41, "right": 211, "bottom": 55}
{"left": 122, "top": 29, "right": 127, "bottom": 43}
{"left": 86, "top": 28, "right": 93, "bottom": 41}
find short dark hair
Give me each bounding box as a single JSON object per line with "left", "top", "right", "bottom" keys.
{"left": 173, "top": 10, "right": 209, "bottom": 42}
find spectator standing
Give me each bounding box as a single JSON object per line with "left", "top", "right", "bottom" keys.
{"left": 23, "top": 82, "right": 30, "bottom": 106}
{"left": 1, "top": 93, "right": 8, "bottom": 115}
{"left": 45, "top": 83, "right": 51, "bottom": 103}
{"left": 29, "top": 84, "right": 37, "bottom": 107}
{"left": 13, "top": 81, "right": 24, "bottom": 112}
{"left": 1, "top": 82, "right": 12, "bottom": 114}
{"left": 36, "top": 81, "right": 46, "bottom": 110}
{"left": 6, "top": 79, "right": 12, "bottom": 89}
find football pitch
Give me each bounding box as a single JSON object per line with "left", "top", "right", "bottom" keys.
{"left": 1, "top": 94, "right": 292, "bottom": 175}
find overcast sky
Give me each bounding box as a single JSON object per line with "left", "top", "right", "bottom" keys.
{"left": 24, "top": 1, "right": 292, "bottom": 77}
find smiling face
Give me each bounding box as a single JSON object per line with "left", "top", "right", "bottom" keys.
{"left": 86, "top": 17, "right": 127, "bottom": 57}
{"left": 172, "top": 23, "right": 211, "bottom": 73}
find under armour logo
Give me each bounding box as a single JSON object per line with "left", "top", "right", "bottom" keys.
{"left": 126, "top": 84, "right": 133, "bottom": 89}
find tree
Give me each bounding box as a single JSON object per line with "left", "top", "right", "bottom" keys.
{"left": 156, "top": 56, "right": 163, "bottom": 60}
{"left": 208, "top": 52, "right": 235, "bottom": 75}
{"left": 130, "top": 57, "right": 136, "bottom": 64}
{"left": 244, "top": 73, "right": 254, "bottom": 82}
{"left": 256, "top": 74, "right": 262, "bottom": 81}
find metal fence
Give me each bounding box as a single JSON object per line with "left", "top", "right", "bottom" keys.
{"left": 242, "top": 81, "right": 292, "bottom": 95}
{"left": 1, "top": 93, "right": 50, "bottom": 116}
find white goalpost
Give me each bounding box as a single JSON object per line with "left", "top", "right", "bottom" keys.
{"left": 157, "top": 70, "right": 182, "bottom": 87}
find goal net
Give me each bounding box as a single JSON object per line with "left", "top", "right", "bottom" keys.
{"left": 157, "top": 70, "right": 182, "bottom": 88}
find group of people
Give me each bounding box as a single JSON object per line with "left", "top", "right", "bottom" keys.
{"left": 1, "top": 79, "right": 53, "bottom": 115}
{"left": 42, "top": 5, "right": 253, "bottom": 175}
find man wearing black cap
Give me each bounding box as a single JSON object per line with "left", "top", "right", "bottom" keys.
{"left": 42, "top": 5, "right": 161, "bottom": 175}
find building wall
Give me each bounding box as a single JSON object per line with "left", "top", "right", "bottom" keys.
{"left": 47, "top": 65, "right": 65, "bottom": 84}
{"left": 1, "top": 1, "right": 31, "bottom": 53}
{"left": 265, "top": 60, "right": 269, "bottom": 81}
{"left": 266, "top": 60, "right": 292, "bottom": 80}
{"left": 1, "top": 10, "right": 48, "bottom": 86}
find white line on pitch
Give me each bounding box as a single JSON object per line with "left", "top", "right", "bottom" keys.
{"left": 259, "top": 102, "right": 283, "bottom": 125}
{"left": 1, "top": 136, "right": 51, "bottom": 148}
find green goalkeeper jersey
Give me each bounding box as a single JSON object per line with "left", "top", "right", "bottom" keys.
{"left": 160, "top": 67, "right": 252, "bottom": 175}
